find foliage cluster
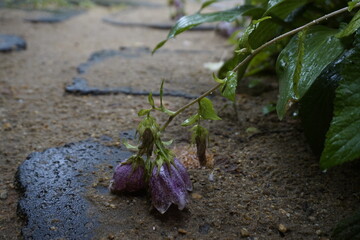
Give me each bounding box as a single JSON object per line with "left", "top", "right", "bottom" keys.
{"left": 154, "top": 0, "right": 360, "bottom": 170}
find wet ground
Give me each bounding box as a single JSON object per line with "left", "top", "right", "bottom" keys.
{"left": 1, "top": 1, "right": 360, "bottom": 239}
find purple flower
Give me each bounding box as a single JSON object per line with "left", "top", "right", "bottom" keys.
{"left": 150, "top": 158, "right": 192, "bottom": 214}
{"left": 109, "top": 163, "right": 146, "bottom": 193}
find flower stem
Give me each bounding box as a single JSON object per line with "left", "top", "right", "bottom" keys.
{"left": 159, "top": 3, "right": 360, "bottom": 132}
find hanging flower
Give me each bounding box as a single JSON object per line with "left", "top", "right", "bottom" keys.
{"left": 109, "top": 157, "right": 146, "bottom": 193}
{"left": 150, "top": 158, "right": 192, "bottom": 214}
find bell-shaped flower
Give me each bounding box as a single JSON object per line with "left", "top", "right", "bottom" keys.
{"left": 109, "top": 159, "right": 146, "bottom": 193}
{"left": 150, "top": 158, "right": 192, "bottom": 214}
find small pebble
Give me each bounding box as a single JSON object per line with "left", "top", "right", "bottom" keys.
{"left": 108, "top": 234, "right": 115, "bottom": 240}
{"left": 316, "top": 229, "right": 322, "bottom": 235}
{"left": 178, "top": 228, "right": 187, "bottom": 234}
{"left": 0, "top": 190, "right": 8, "bottom": 200}
{"left": 308, "top": 216, "right": 316, "bottom": 221}
{"left": 191, "top": 193, "right": 203, "bottom": 200}
{"left": 240, "top": 228, "right": 250, "bottom": 237}
{"left": 278, "top": 224, "right": 287, "bottom": 233}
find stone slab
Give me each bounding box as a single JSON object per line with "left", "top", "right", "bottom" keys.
{"left": 16, "top": 131, "right": 135, "bottom": 240}
{"left": 0, "top": 34, "right": 26, "bottom": 52}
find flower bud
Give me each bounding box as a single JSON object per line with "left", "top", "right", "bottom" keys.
{"left": 109, "top": 163, "right": 146, "bottom": 193}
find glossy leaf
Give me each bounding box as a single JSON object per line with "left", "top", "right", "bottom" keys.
{"left": 181, "top": 114, "right": 200, "bottom": 126}
{"left": 320, "top": 47, "right": 360, "bottom": 169}
{"left": 220, "top": 71, "right": 238, "bottom": 101}
{"left": 153, "top": 5, "right": 264, "bottom": 53}
{"left": 199, "top": 98, "right": 221, "bottom": 120}
{"left": 336, "top": 10, "right": 360, "bottom": 38}
{"left": 248, "top": 0, "right": 310, "bottom": 49}
{"left": 276, "top": 26, "right": 344, "bottom": 119}
{"left": 299, "top": 50, "right": 350, "bottom": 155}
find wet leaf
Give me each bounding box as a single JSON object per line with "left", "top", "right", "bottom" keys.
{"left": 181, "top": 114, "right": 200, "bottom": 126}
{"left": 298, "top": 49, "right": 351, "bottom": 155}
{"left": 153, "top": 5, "right": 264, "bottom": 53}
{"left": 248, "top": 0, "right": 310, "bottom": 49}
{"left": 320, "top": 47, "right": 360, "bottom": 169}
{"left": 199, "top": 98, "right": 221, "bottom": 120}
{"left": 220, "top": 71, "right": 238, "bottom": 101}
{"left": 276, "top": 26, "right": 344, "bottom": 119}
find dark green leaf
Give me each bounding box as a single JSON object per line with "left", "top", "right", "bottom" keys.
{"left": 181, "top": 114, "right": 200, "bottom": 126}
{"left": 299, "top": 50, "right": 350, "bottom": 155}
{"left": 220, "top": 71, "right": 238, "bottom": 101}
{"left": 276, "top": 26, "right": 344, "bottom": 119}
{"left": 292, "top": 29, "right": 307, "bottom": 98}
{"left": 153, "top": 5, "right": 264, "bottom": 53}
{"left": 199, "top": 98, "right": 221, "bottom": 120}
{"left": 332, "top": 208, "right": 360, "bottom": 240}
{"left": 336, "top": 10, "right": 360, "bottom": 38}
{"left": 320, "top": 47, "right": 360, "bottom": 169}
{"left": 248, "top": 0, "right": 310, "bottom": 49}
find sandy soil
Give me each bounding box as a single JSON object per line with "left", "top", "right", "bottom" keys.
{"left": 1, "top": 1, "right": 360, "bottom": 239}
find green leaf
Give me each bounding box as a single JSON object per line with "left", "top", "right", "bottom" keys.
{"left": 336, "top": 10, "right": 360, "bottom": 38}
{"left": 199, "top": 98, "right": 221, "bottom": 120}
{"left": 299, "top": 50, "right": 349, "bottom": 155}
{"left": 123, "top": 140, "right": 138, "bottom": 151}
{"left": 212, "top": 73, "right": 225, "bottom": 84}
{"left": 152, "top": 5, "right": 264, "bottom": 53}
{"left": 349, "top": 0, "right": 360, "bottom": 11}
{"left": 220, "top": 71, "right": 238, "bottom": 101}
{"left": 162, "top": 139, "right": 173, "bottom": 146}
{"left": 262, "top": 103, "right": 276, "bottom": 115}
{"left": 332, "top": 208, "right": 360, "bottom": 240}
{"left": 248, "top": 0, "right": 311, "bottom": 49}
{"left": 138, "top": 109, "right": 151, "bottom": 116}
{"left": 148, "top": 92, "right": 155, "bottom": 108}
{"left": 198, "top": 0, "right": 218, "bottom": 12}
{"left": 320, "top": 47, "right": 360, "bottom": 169}
{"left": 181, "top": 114, "right": 200, "bottom": 126}
{"left": 276, "top": 26, "right": 344, "bottom": 119}
{"left": 292, "top": 29, "right": 307, "bottom": 98}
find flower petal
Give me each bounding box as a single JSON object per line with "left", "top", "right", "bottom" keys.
{"left": 110, "top": 163, "right": 146, "bottom": 193}
{"left": 174, "top": 158, "right": 193, "bottom": 191}
{"left": 150, "top": 165, "right": 173, "bottom": 214}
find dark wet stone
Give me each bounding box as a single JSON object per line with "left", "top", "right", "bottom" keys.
{"left": 24, "top": 9, "right": 85, "bottom": 23}
{"left": 77, "top": 47, "right": 150, "bottom": 74}
{"left": 16, "top": 133, "right": 134, "bottom": 240}
{"left": 0, "top": 34, "right": 26, "bottom": 52}
{"left": 66, "top": 77, "right": 197, "bottom": 99}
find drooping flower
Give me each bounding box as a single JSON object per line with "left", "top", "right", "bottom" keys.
{"left": 150, "top": 158, "right": 192, "bottom": 214}
{"left": 109, "top": 159, "right": 146, "bottom": 193}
